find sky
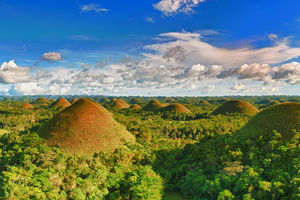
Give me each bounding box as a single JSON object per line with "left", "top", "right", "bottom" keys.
{"left": 0, "top": 0, "right": 299, "bottom": 96}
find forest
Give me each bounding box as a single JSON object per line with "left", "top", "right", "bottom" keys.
{"left": 0, "top": 95, "right": 298, "bottom": 200}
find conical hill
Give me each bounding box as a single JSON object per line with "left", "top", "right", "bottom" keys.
{"left": 160, "top": 103, "right": 191, "bottom": 113}
{"left": 53, "top": 98, "right": 71, "bottom": 110}
{"left": 143, "top": 99, "right": 167, "bottom": 111}
{"left": 111, "top": 99, "right": 130, "bottom": 110}
{"left": 240, "top": 102, "right": 300, "bottom": 141}
{"left": 212, "top": 100, "right": 259, "bottom": 116}
{"left": 39, "top": 97, "right": 135, "bottom": 155}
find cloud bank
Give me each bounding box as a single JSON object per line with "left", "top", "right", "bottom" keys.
{"left": 0, "top": 60, "right": 31, "bottom": 84}
{"left": 1, "top": 31, "right": 300, "bottom": 96}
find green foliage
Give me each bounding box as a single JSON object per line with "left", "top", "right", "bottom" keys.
{"left": 0, "top": 96, "right": 298, "bottom": 200}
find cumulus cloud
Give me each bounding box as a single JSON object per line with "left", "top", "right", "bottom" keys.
{"left": 5, "top": 31, "right": 300, "bottom": 96}
{"left": 231, "top": 82, "right": 246, "bottom": 91}
{"left": 144, "top": 31, "right": 300, "bottom": 67}
{"left": 81, "top": 4, "right": 108, "bottom": 13}
{"left": 41, "top": 52, "right": 62, "bottom": 61}
{"left": 0, "top": 60, "right": 31, "bottom": 84}
{"left": 217, "top": 63, "right": 271, "bottom": 81}
{"left": 272, "top": 62, "right": 300, "bottom": 84}
{"left": 154, "top": 0, "right": 206, "bottom": 15}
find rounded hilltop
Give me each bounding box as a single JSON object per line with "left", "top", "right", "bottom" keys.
{"left": 34, "top": 97, "right": 50, "bottom": 104}
{"left": 130, "top": 98, "right": 143, "bottom": 104}
{"left": 212, "top": 100, "right": 259, "bottom": 116}
{"left": 143, "top": 99, "right": 168, "bottom": 111}
{"left": 129, "top": 104, "right": 142, "bottom": 110}
{"left": 240, "top": 102, "right": 300, "bottom": 141}
{"left": 111, "top": 98, "right": 130, "bottom": 110}
{"left": 200, "top": 100, "right": 210, "bottom": 105}
{"left": 39, "top": 97, "right": 135, "bottom": 155}
{"left": 22, "top": 103, "right": 34, "bottom": 110}
{"left": 52, "top": 97, "right": 71, "bottom": 110}
{"left": 160, "top": 103, "right": 191, "bottom": 113}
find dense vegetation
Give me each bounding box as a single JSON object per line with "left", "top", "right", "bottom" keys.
{"left": 0, "top": 95, "right": 298, "bottom": 199}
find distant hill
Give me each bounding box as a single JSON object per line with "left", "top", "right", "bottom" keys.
{"left": 52, "top": 98, "right": 71, "bottom": 110}
{"left": 200, "top": 100, "right": 210, "bottom": 105}
{"left": 70, "top": 98, "right": 78, "bottom": 104}
{"left": 160, "top": 103, "right": 191, "bottom": 113}
{"left": 130, "top": 98, "right": 143, "bottom": 104}
{"left": 129, "top": 104, "right": 142, "bottom": 110}
{"left": 212, "top": 100, "right": 259, "bottom": 116}
{"left": 34, "top": 97, "right": 50, "bottom": 104}
{"left": 240, "top": 102, "right": 300, "bottom": 141}
{"left": 100, "top": 97, "right": 110, "bottom": 104}
{"left": 39, "top": 97, "right": 135, "bottom": 155}
{"left": 111, "top": 99, "right": 130, "bottom": 110}
{"left": 22, "top": 103, "right": 34, "bottom": 110}
{"left": 143, "top": 99, "right": 168, "bottom": 111}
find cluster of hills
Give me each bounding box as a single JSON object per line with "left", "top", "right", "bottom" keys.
{"left": 0, "top": 95, "right": 299, "bottom": 199}
{"left": 31, "top": 96, "right": 299, "bottom": 156}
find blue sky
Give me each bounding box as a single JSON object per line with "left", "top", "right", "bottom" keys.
{"left": 0, "top": 0, "right": 299, "bottom": 96}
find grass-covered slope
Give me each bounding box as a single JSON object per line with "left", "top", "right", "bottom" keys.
{"left": 240, "top": 102, "right": 300, "bottom": 140}
{"left": 39, "top": 97, "right": 135, "bottom": 155}
{"left": 129, "top": 104, "right": 142, "bottom": 110}
{"left": 34, "top": 97, "right": 50, "bottom": 104}
{"left": 143, "top": 99, "right": 168, "bottom": 111}
{"left": 21, "top": 103, "right": 34, "bottom": 110}
{"left": 70, "top": 98, "right": 78, "bottom": 104}
{"left": 52, "top": 98, "right": 71, "bottom": 110}
{"left": 212, "top": 100, "right": 259, "bottom": 116}
{"left": 111, "top": 99, "right": 130, "bottom": 110}
{"left": 160, "top": 103, "right": 191, "bottom": 113}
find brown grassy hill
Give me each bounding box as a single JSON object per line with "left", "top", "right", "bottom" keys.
{"left": 35, "top": 97, "right": 50, "bottom": 104}
{"left": 100, "top": 97, "right": 110, "bottom": 103}
{"left": 130, "top": 98, "right": 143, "bottom": 104}
{"left": 129, "top": 104, "right": 142, "bottom": 110}
{"left": 39, "top": 97, "right": 135, "bottom": 155}
{"left": 143, "top": 99, "right": 168, "bottom": 111}
{"left": 70, "top": 98, "right": 78, "bottom": 104}
{"left": 160, "top": 103, "right": 191, "bottom": 113}
{"left": 240, "top": 102, "right": 300, "bottom": 141}
{"left": 22, "top": 103, "right": 34, "bottom": 110}
{"left": 200, "top": 100, "right": 210, "bottom": 105}
{"left": 111, "top": 99, "right": 130, "bottom": 110}
{"left": 166, "top": 99, "right": 175, "bottom": 103}
{"left": 212, "top": 100, "right": 259, "bottom": 116}
{"left": 53, "top": 98, "right": 71, "bottom": 110}
{"left": 259, "top": 100, "right": 280, "bottom": 109}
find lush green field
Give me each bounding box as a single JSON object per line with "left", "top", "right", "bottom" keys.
{"left": 0, "top": 96, "right": 298, "bottom": 199}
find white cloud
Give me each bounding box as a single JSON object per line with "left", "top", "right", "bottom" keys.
{"left": 0, "top": 60, "right": 31, "bottom": 84}
{"left": 146, "top": 17, "right": 155, "bottom": 23}
{"left": 217, "top": 63, "right": 271, "bottom": 81}
{"left": 154, "top": 0, "right": 206, "bottom": 15}
{"left": 272, "top": 62, "right": 300, "bottom": 84}
{"left": 231, "top": 82, "right": 246, "bottom": 91}
{"left": 4, "top": 31, "right": 300, "bottom": 96}
{"left": 81, "top": 4, "right": 108, "bottom": 13}
{"left": 144, "top": 31, "right": 300, "bottom": 67}
{"left": 268, "top": 33, "right": 278, "bottom": 40}
{"left": 41, "top": 52, "right": 62, "bottom": 61}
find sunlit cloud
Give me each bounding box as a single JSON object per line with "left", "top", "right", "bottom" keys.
{"left": 154, "top": 0, "right": 206, "bottom": 15}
